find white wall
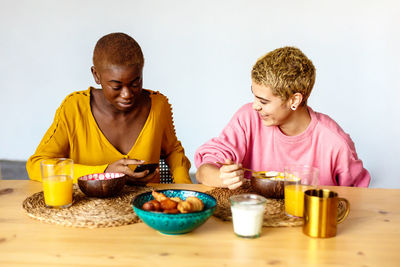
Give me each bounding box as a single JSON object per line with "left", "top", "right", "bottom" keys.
{"left": 1, "top": 0, "right": 399, "bottom": 188}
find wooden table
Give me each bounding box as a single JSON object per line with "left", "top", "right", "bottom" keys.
{"left": 0, "top": 181, "right": 399, "bottom": 266}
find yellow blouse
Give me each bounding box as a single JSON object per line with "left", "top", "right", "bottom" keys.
{"left": 26, "top": 87, "right": 191, "bottom": 183}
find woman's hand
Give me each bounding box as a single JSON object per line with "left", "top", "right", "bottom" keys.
{"left": 126, "top": 168, "right": 160, "bottom": 185}
{"left": 105, "top": 158, "right": 160, "bottom": 185}
{"left": 219, "top": 159, "right": 244, "bottom": 190}
{"left": 105, "top": 158, "right": 144, "bottom": 175}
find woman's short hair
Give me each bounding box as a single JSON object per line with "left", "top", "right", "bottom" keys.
{"left": 93, "top": 32, "right": 144, "bottom": 69}
{"left": 251, "top": 46, "right": 315, "bottom": 105}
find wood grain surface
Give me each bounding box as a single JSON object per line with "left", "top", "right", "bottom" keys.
{"left": 0, "top": 180, "right": 399, "bottom": 266}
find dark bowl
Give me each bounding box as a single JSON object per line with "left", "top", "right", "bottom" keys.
{"left": 78, "top": 173, "right": 126, "bottom": 198}
{"left": 251, "top": 172, "right": 284, "bottom": 199}
{"left": 132, "top": 190, "right": 217, "bottom": 235}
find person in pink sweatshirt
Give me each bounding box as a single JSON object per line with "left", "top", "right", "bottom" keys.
{"left": 195, "top": 46, "right": 370, "bottom": 189}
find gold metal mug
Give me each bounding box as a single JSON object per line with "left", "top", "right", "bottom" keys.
{"left": 303, "top": 189, "right": 350, "bottom": 238}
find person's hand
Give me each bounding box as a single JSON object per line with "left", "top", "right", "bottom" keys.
{"left": 219, "top": 159, "right": 244, "bottom": 190}
{"left": 105, "top": 158, "right": 160, "bottom": 185}
{"left": 126, "top": 168, "right": 160, "bottom": 185}
{"left": 105, "top": 158, "right": 145, "bottom": 176}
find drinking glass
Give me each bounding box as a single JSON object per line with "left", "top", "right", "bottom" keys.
{"left": 40, "top": 158, "right": 73, "bottom": 208}
{"left": 230, "top": 194, "right": 266, "bottom": 238}
{"left": 284, "top": 165, "right": 318, "bottom": 217}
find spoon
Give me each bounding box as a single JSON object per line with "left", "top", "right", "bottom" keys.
{"left": 215, "top": 162, "right": 277, "bottom": 178}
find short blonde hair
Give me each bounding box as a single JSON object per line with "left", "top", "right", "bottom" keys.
{"left": 93, "top": 32, "right": 144, "bottom": 69}
{"left": 251, "top": 47, "right": 315, "bottom": 105}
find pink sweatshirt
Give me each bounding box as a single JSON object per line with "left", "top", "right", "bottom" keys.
{"left": 195, "top": 104, "right": 370, "bottom": 187}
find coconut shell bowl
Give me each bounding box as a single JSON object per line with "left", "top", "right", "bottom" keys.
{"left": 250, "top": 171, "right": 285, "bottom": 199}
{"left": 78, "top": 173, "right": 126, "bottom": 198}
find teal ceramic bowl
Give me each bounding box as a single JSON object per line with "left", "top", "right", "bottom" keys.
{"left": 132, "top": 190, "right": 217, "bottom": 235}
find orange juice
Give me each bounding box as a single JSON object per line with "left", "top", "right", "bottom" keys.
{"left": 42, "top": 175, "right": 73, "bottom": 207}
{"left": 284, "top": 184, "right": 312, "bottom": 217}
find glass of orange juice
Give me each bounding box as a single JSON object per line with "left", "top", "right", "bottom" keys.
{"left": 284, "top": 165, "right": 318, "bottom": 217}
{"left": 40, "top": 158, "right": 73, "bottom": 208}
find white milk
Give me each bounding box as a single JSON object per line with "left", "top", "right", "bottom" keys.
{"left": 230, "top": 198, "right": 266, "bottom": 238}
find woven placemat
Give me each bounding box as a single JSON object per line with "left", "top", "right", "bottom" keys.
{"left": 22, "top": 185, "right": 153, "bottom": 228}
{"left": 206, "top": 182, "right": 303, "bottom": 227}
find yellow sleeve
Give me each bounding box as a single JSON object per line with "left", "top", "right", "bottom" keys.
{"left": 160, "top": 97, "right": 192, "bottom": 184}
{"left": 26, "top": 94, "right": 109, "bottom": 183}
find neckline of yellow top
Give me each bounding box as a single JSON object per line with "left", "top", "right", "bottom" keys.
{"left": 87, "top": 87, "right": 154, "bottom": 156}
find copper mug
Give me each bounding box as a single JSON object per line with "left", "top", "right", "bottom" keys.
{"left": 303, "top": 189, "right": 350, "bottom": 238}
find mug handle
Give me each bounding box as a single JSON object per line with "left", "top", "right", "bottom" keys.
{"left": 337, "top": 198, "right": 350, "bottom": 223}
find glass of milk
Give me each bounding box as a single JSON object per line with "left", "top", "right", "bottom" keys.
{"left": 230, "top": 194, "right": 266, "bottom": 238}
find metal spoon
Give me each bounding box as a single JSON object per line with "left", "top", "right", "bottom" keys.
{"left": 215, "top": 162, "right": 277, "bottom": 178}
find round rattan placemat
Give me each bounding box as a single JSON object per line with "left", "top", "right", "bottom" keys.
{"left": 22, "top": 185, "right": 153, "bottom": 228}
{"left": 206, "top": 182, "right": 304, "bottom": 227}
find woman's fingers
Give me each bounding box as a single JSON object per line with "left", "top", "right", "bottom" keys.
{"left": 135, "top": 168, "right": 159, "bottom": 181}
{"left": 222, "top": 176, "right": 242, "bottom": 185}
{"left": 220, "top": 165, "right": 240, "bottom": 173}
{"left": 125, "top": 169, "right": 159, "bottom": 184}
{"left": 106, "top": 158, "right": 146, "bottom": 175}
{"left": 227, "top": 180, "right": 243, "bottom": 190}
{"left": 224, "top": 158, "right": 234, "bottom": 164}
{"left": 221, "top": 175, "right": 243, "bottom": 190}
{"left": 220, "top": 168, "right": 244, "bottom": 178}
{"left": 220, "top": 161, "right": 242, "bottom": 173}
{"left": 133, "top": 170, "right": 151, "bottom": 179}
{"left": 219, "top": 162, "right": 244, "bottom": 190}
{"left": 121, "top": 158, "right": 145, "bottom": 166}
